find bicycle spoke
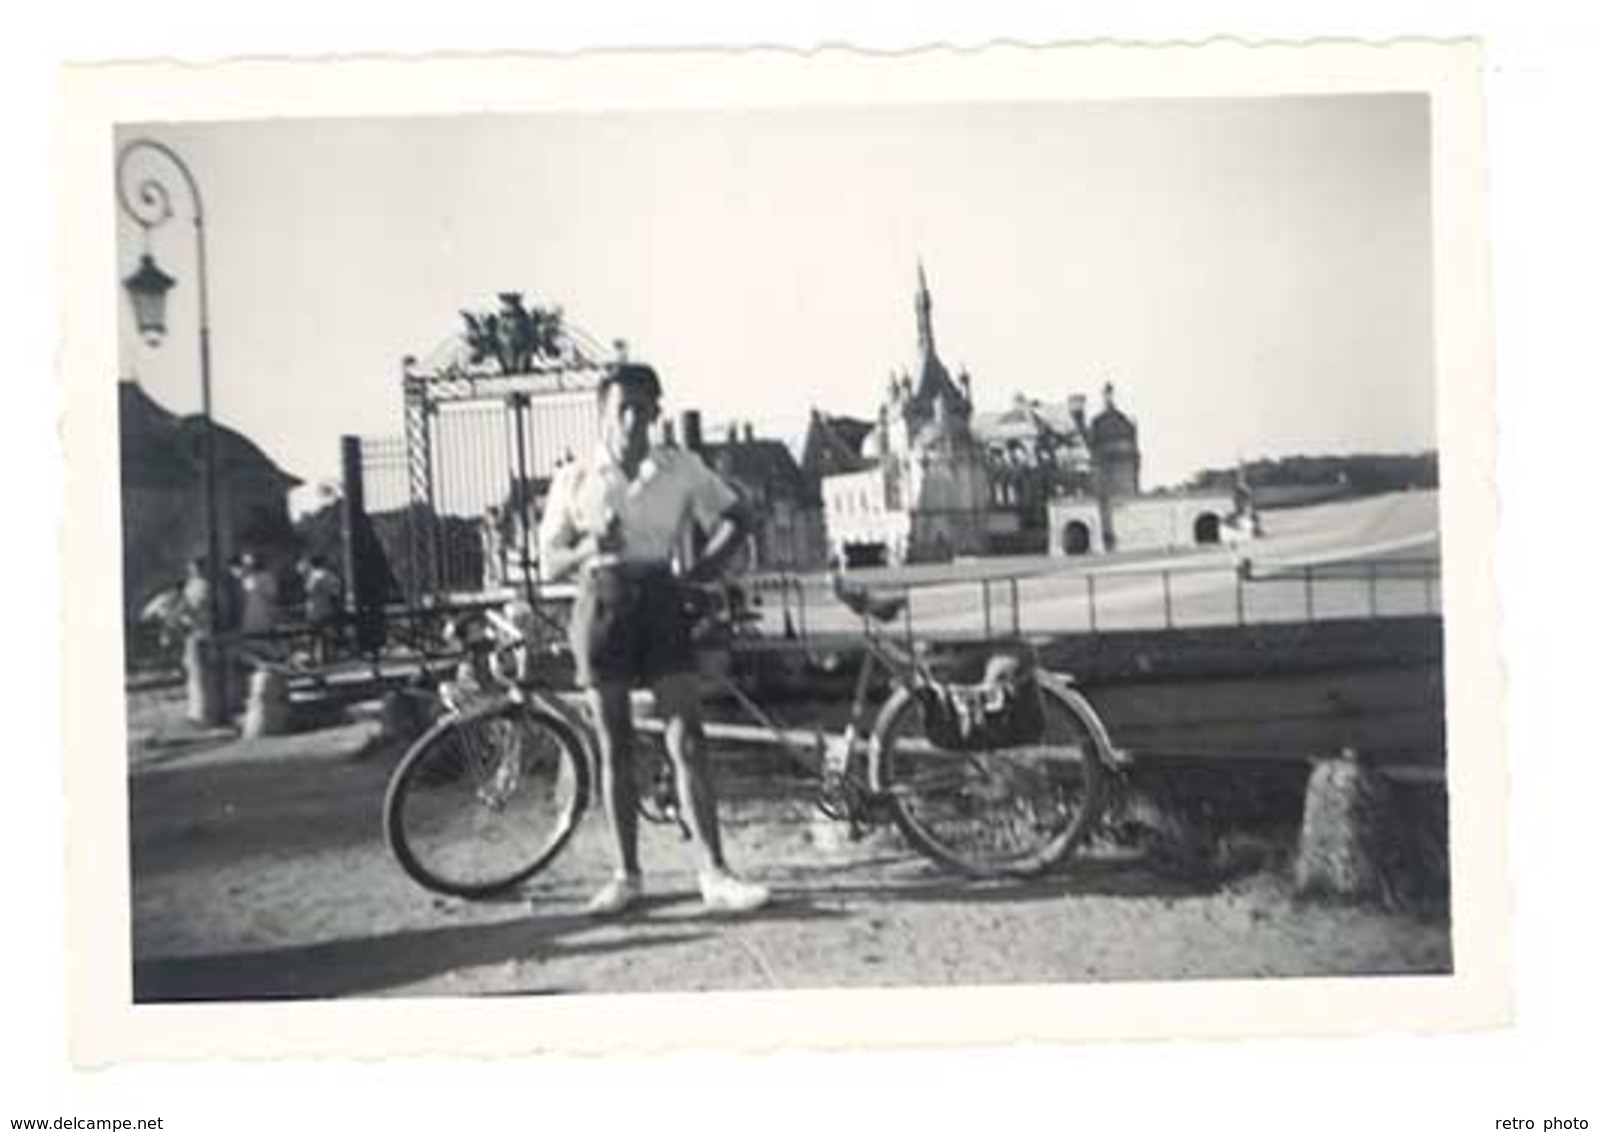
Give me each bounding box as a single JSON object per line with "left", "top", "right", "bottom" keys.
{"left": 878, "top": 678, "right": 1108, "bottom": 875}
{"left": 387, "top": 704, "right": 586, "bottom": 896}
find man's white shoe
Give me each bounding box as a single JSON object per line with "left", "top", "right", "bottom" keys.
{"left": 699, "top": 870, "right": 770, "bottom": 914}
{"left": 584, "top": 873, "right": 643, "bottom": 917}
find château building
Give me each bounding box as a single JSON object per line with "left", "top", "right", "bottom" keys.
{"left": 814, "top": 265, "right": 1157, "bottom": 565}
{"left": 819, "top": 265, "right": 990, "bottom": 565}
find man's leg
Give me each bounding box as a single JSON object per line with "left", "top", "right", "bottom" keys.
{"left": 586, "top": 681, "right": 643, "bottom": 913}
{"left": 654, "top": 672, "right": 724, "bottom": 871}
{"left": 656, "top": 672, "right": 769, "bottom": 913}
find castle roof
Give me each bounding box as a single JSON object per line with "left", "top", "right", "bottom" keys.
{"left": 704, "top": 436, "right": 818, "bottom": 506}
{"left": 800, "top": 411, "right": 876, "bottom": 479}
{"left": 907, "top": 262, "right": 971, "bottom": 420}
{"left": 1088, "top": 383, "right": 1138, "bottom": 447}
{"left": 910, "top": 353, "right": 966, "bottom": 418}
{"left": 974, "top": 399, "right": 1083, "bottom": 445}
{"left": 1090, "top": 404, "right": 1138, "bottom": 446}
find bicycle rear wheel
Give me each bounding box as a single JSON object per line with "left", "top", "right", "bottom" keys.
{"left": 871, "top": 676, "right": 1111, "bottom": 878}
{"left": 384, "top": 698, "right": 589, "bottom": 898}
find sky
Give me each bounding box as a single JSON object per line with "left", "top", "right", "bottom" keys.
{"left": 115, "top": 94, "right": 1435, "bottom": 504}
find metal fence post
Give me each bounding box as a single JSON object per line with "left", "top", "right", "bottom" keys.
{"left": 341, "top": 435, "right": 387, "bottom": 657}
{"left": 1087, "top": 573, "right": 1098, "bottom": 634}
{"left": 509, "top": 391, "right": 536, "bottom": 612}
{"left": 1235, "top": 566, "right": 1245, "bottom": 627}
{"left": 982, "top": 578, "right": 993, "bottom": 641}
{"left": 340, "top": 435, "right": 363, "bottom": 618}
{"left": 1162, "top": 569, "right": 1173, "bottom": 630}
{"left": 1010, "top": 576, "right": 1021, "bottom": 636}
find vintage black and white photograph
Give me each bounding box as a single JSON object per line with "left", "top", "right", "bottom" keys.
{"left": 63, "top": 42, "right": 1500, "bottom": 1049}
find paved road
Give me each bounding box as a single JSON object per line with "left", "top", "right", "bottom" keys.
{"left": 127, "top": 707, "right": 1450, "bottom": 1002}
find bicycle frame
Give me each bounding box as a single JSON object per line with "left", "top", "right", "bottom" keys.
{"left": 669, "top": 615, "right": 952, "bottom": 826}
{"left": 461, "top": 584, "right": 1112, "bottom": 830}
{"left": 386, "top": 583, "right": 1127, "bottom": 896}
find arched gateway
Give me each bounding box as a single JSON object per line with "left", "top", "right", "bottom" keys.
{"left": 396, "top": 294, "right": 618, "bottom": 607}
{"left": 1193, "top": 511, "right": 1222, "bottom": 545}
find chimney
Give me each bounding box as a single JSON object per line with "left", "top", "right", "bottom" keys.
{"left": 958, "top": 371, "right": 972, "bottom": 404}
{"left": 660, "top": 419, "right": 678, "bottom": 448}
{"left": 743, "top": 422, "right": 755, "bottom": 444}
{"left": 680, "top": 410, "right": 703, "bottom": 453}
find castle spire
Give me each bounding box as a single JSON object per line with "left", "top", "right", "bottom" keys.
{"left": 915, "top": 258, "right": 936, "bottom": 359}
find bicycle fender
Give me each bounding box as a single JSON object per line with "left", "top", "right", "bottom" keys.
{"left": 1034, "top": 669, "right": 1133, "bottom": 771}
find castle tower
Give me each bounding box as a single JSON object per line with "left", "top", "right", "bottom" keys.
{"left": 1089, "top": 382, "right": 1141, "bottom": 499}
{"left": 915, "top": 259, "right": 936, "bottom": 361}
{"left": 1089, "top": 382, "right": 1142, "bottom": 550}
{"left": 906, "top": 261, "right": 969, "bottom": 425}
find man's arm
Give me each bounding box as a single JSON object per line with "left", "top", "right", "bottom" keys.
{"left": 684, "top": 495, "right": 753, "bottom": 584}
{"left": 542, "top": 525, "right": 614, "bottom": 582}
{"left": 537, "top": 466, "right": 599, "bottom": 583}
{"left": 680, "top": 452, "right": 753, "bottom": 583}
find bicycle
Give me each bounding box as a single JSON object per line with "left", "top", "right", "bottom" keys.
{"left": 382, "top": 571, "right": 1123, "bottom": 899}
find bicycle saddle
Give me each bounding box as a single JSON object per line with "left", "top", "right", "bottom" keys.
{"left": 829, "top": 568, "right": 907, "bottom": 623}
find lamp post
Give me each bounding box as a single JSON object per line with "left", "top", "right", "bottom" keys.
{"left": 118, "top": 138, "right": 225, "bottom": 724}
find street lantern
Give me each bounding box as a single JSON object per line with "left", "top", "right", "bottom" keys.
{"left": 119, "top": 137, "right": 225, "bottom": 726}
{"left": 122, "top": 252, "right": 177, "bottom": 347}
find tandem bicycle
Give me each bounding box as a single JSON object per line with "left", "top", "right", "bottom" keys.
{"left": 382, "top": 571, "right": 1126, "bottom": 899}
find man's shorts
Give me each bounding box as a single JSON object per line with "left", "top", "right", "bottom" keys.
{"left": 569, "top": 562, "right": 694, "bottom": 689}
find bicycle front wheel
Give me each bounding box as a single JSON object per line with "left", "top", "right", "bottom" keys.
{"left": 384, "top": 699, "right": 589, "bottom": 898}
{"left": 871, "top": 676, "right": 1111, "bottom": 878}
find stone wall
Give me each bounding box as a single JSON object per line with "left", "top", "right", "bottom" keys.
{"left": 1110, "top": 491, "right": 1234, "bottom": 552}
{"left": 1047, "top": 497, "right": 1106, "bottom": 556}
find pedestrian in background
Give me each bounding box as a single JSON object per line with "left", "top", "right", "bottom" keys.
{"left": 239, "top": 552, "right": 280, "bottom": 635}
{"left": 299, "top": 555, "right": 344, "bottom": 664}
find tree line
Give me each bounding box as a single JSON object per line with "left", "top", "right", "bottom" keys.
{"left": 1185, "top": 452, "right": 1438, "bottom": 498}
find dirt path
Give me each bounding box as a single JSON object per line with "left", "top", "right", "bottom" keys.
{"left": 126, "top": 690, "right": 1451, "bottom": 1001}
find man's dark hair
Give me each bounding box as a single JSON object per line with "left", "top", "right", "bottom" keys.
{"left": 597, "top": 362, "right": 663, "bottom": 405}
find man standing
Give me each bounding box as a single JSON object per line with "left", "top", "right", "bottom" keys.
{"left": 539, "top": 363, "right": 770, "bottom": 916}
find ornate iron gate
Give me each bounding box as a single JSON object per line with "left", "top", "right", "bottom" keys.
{"left": 392, "top": 296, "right": 616, "bottom": 611}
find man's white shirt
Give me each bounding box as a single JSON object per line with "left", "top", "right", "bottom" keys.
{"left": 538, "top": 443, "right": 739, "bottom": 566}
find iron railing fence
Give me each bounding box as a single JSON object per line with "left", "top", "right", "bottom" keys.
{"left": 736, "top": 556, "right": 1441, "bottom": 648}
